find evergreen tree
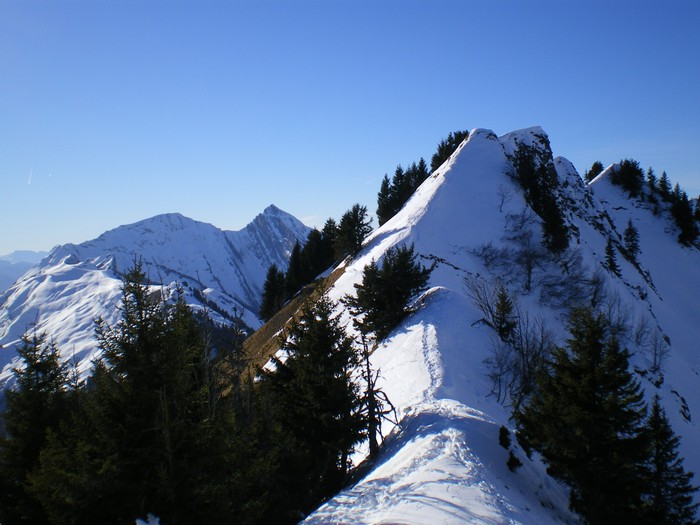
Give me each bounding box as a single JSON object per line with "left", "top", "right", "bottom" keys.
{"left": 376, "top": 174, "right": 394, "bottom": 227}
{"left": 321, "top": 218, "right": 338, "bottom": 265}
{"left": 284, "top": 241, "right": 305, "bottom": 299}
{"left": 259, "top": 264, "right": 286, "bottom": 321}
{"left": 516, "top": 307, "right": 649, "bottom": 524}
{"left": 646, "top": 167, "right": 658, "bottom": 192}
{"left": 694, "top": 197, "right": 700, "bottom": 224}
{"left": 623, "top": 219, "right": 640, "bottom": 259}
{"left": 640, "top": 396, "right": 699, "bottom": 525}
{"left": 345, "top": 244, "right": 432, "bottom": 340}
{"left": 605, "top": 238, "right": 620, "bottom": 275}
{"left": 611, "top": 159, "right": 644, "bottom": 196}
{"left": 300, "top": 228, "right": 327, "bottom": 282}
{"left": 493, "top": 284, "right": 517, "bottom": 342}
{"left": 334, "top": 204, "right": 372, "bottom": 260}
{"left": 430, "top": 130, "right": 469, "bottom": 172}
{"left": 258, "top": 296, "right": 363, "bottom": 520}
{"left": 0, "top": 333, "right": 67, "bottom": 525}
{"left": 512, "top": 145, "right": 569, "bottom": 253}
{"left": 671, "top": 190, "right": 699, "bottom": 245}
{"left": 584, "top": 161, "right": 604, "bottom": 183}
{"left": 658, "top": 171, "right": 672, "bottom": 201}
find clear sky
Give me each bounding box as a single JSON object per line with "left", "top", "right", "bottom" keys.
{"left": 2, "top": 0, "right": 699, "bottom": 255}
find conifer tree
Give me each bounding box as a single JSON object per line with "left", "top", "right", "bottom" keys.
{"left": 640, "top": 396, "right": 699, "bottom": 525}
{"left": 259, "top": 264, "right": 286, "bottom": 321}
{"left": 284, "top": 241, "right": 305, "bottom": 299}
{"left": 671, "top": 190, "right": 699, "bottom": 245}
{"left": 623, "top": 219, "right": 640, "bottom": 259}
{"left": 376, "top": 174, "right": 394, "bottom": 226}
{"left": 345, "top": 244, "right": 432, "bottom": 340}
{"left": 493, "top": 284, "right": 517, "bottom": 342}
{"left": 0, "top": 333, "right": 67, "bottom": 525}
{"left": 430, "top": 130, "right": 469, "bottom": 172}
{"left": 516, "top": 307, "right": 649, "bottom": 524}
{"left": 646, "top": 167, "right": 658, "bottom": 191}
{"left": 612, "top": 159, "right": 644, "bottom": 196}
{"left": 658, "top": 171, "right": 672, "bottom": 201}
{"left": 258, "top": 295, "right": 363, "bottom": 519}
{"left": 584, "top": 161, "right": 604, "bottom": 183}
{"left": 334, "top": 204, "right": 372, "bottom": 260}
{"left": 605, "top": 238, "right": 620, "bottom": 275}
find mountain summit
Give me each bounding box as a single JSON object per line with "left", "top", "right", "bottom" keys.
{"left": 301, "top": 127, "right": 700, "bottom": 523}
{"left": 0, "top": 206, "right": 310, "bottom": 386}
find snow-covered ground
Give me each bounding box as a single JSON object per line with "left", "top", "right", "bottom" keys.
{"left": 302, "top": 128, "right": 700, "bottom": 523}
{"left": 0, "top": 206, "right": 309, "bottom": 386}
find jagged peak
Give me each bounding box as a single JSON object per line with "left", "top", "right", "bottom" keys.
{"left": 499, "top": 126, "right": 552, "bottom": 160}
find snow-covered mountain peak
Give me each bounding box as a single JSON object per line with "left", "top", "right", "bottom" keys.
{"left": 306, "top": 125, "right": 700, "bottom": 523}
{"left": 0, "top": 206, "right": 311, "bottom": 387}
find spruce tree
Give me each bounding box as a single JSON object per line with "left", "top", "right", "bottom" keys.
{"left": 623, "top": 219, "right": 640, "bottom": 259}
{"left": 376, "top": 174, "right": 394, "bottom": 227}
{"left": 430, "top": 130, "right": 469, "bottom": 172}
{"left": 0, "top": 333, "right": 67, "bottom": 525}
{"left": 259, "top": 264, "right": 286, "bottom": 321}
{"left": 640, "top": 396, "right": 699, "bottom": 525}
{"left": 334, "top": 204, "right": 372, "bottom": 260}
{"left": 612, "top": 159, "right": 644, "bottom": 196}
{"left": 284, "top": 241, "right": 305, "bottom": 299}
{"left": 584, "top": 161, "right": 604, "bottom": 183}
{"left": 345, "top": 244, "right": 432, "bottom": 340}
{"left": 516, "top": 307, "right": 648, "bottom": 524}
{"left": 493, "top": 284, "right": 517, "bottom": 342}
{"left": 605, "top": 238, "right": 620, "bottom": 276}
{"left": 258, "top": 295, "right": 363, "bottom": 519}
{"left": 671, "top": 190, "right": 699, "bottom": 245}
{"left": 658, "top": 171, "right": 672, "bottom": 201}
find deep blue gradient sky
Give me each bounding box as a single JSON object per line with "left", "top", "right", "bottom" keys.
{"left": 2, "top": 0, "right": 699, "bottom": 254}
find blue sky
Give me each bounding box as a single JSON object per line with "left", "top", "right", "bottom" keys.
{"left": 2, "top": 0, "right": 699, "bottom": 254}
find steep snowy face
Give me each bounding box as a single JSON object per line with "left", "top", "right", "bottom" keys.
{"left": 0, "top": 207, "right": 310, "bottom": 387}
{"left": 307, "top": 127, "right": 700, "bottom": 523}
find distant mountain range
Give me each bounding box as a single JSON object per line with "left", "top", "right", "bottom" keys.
{"left": 0, "top": 205, "right": 310, "bottom": 386}
{"left": 0, "top": 251, "right": 48, "bottom": 292}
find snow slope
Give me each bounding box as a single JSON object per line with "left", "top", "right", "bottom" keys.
{"left": 0, "top": 205, "right": 310, "bottom": 387}
{"left": 303, "top": 128, "right": 700, "bottom": 523}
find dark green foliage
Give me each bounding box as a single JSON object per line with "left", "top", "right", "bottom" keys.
{"left": 658, "top": 171, "right": 672, "bottom": 201}
{"left": 430, "top": 130, "right": 469, "bottom": 172}
{"left": 694, "top": 197, "right": 700, "bottom": 223}
{"left": 671, "top": 190, "right": 699, "bottom": 245}
{"left": 584, "top": 161, "right": 604, "bottom": 183}
{"left": 512, "top": 145, "right": 569, "bottom": 253}
{"left": 611, "top": 159, "right": 644, "bottom": 196}
{"left": 29, "top": 263, "right": 241, "bottom": 523}
{"left": 300, "top": 228, "right": 333, "bottom": 282}
{"left": 376, "top": 160, "right": 430, "bottom": 227}
{"left": 646, "top": 167, "right": 658, "bottom": 191}
{"left": 258, "top": 296, "right": 363, "bottom": 520}
{"left": 605, "top": 238, "right": 621, "bottom": 275}
{"left": 493, "top": 285, "right": 517, "bottom": 341}
{"left": 498, "top": 425, "right": 511, "bottom": 449}
{"left": 516, "top": 307, "right": 649, "bottom": 524}
{"left": 345, "top": 244, "right": 432, "bottom": 340}
{"left": 284, "top": 241, "right": 304, "bottom": 298}
{"left": 0, "top": 333, "right": 67, "bottom": 525}
{"left": 640, "top": 396, "right": 699, "bottom": 525}
{"left": 334, "top": 204, "right": 372, "bottom": 259}
{"left": 623, "top": 219, "right": 640, "bottom": 259}
{"left": 507, "top": 451, "right": 523, "bottom": 472}
{"left": 259, "top": 264, "right": 286, "bottom": 322}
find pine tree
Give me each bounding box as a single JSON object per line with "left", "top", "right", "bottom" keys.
{"left": 376, "top": 174, "right": 394, "bottom": 227}
{"left": 345, "top": 244, "right": 432, "bottom": 340}
{"left": 658, "top": 171, "right": 672, "bottom": 201}
{"left": 612, "top": 159, "right": 644, "bottom": 196}
{"left": 258, "top": 296, "right": 363, "bottom": 519}
{"left": 623, "top": 219, "right": 640, "bottom": 259}
{"left": 640, "top": 396, "right": 699, "bottom": 525}
{"left": 334, "top": 204, "right": 372, "bottom": 259}
{"left": 430, "top": 130, "right": 469, "bottom": 172}
{"left": 0, "top": 333, "right": 67, "bottom": 524}
{"left": 516, "top": 307, "right": 648, "bottom": 524}
{"left": 284, "top": 241, "right": 305, "bottom": 299}
{"left": 605, "top": 238, "right": 620, "bottom": 275}
{"left": 260, "top": 264, "right": 286, "bottom": 321}
{"left": 671, "top": 190, "right": 699, "bottom": 245}
{"left": 584, "top": 161, "right": 604, "bottom": 183}
{"left": 646, "top": 167, "right": 658, "bottom": 191}
{"left": 493, "top": 284, "right": 517, "bottom": 342}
